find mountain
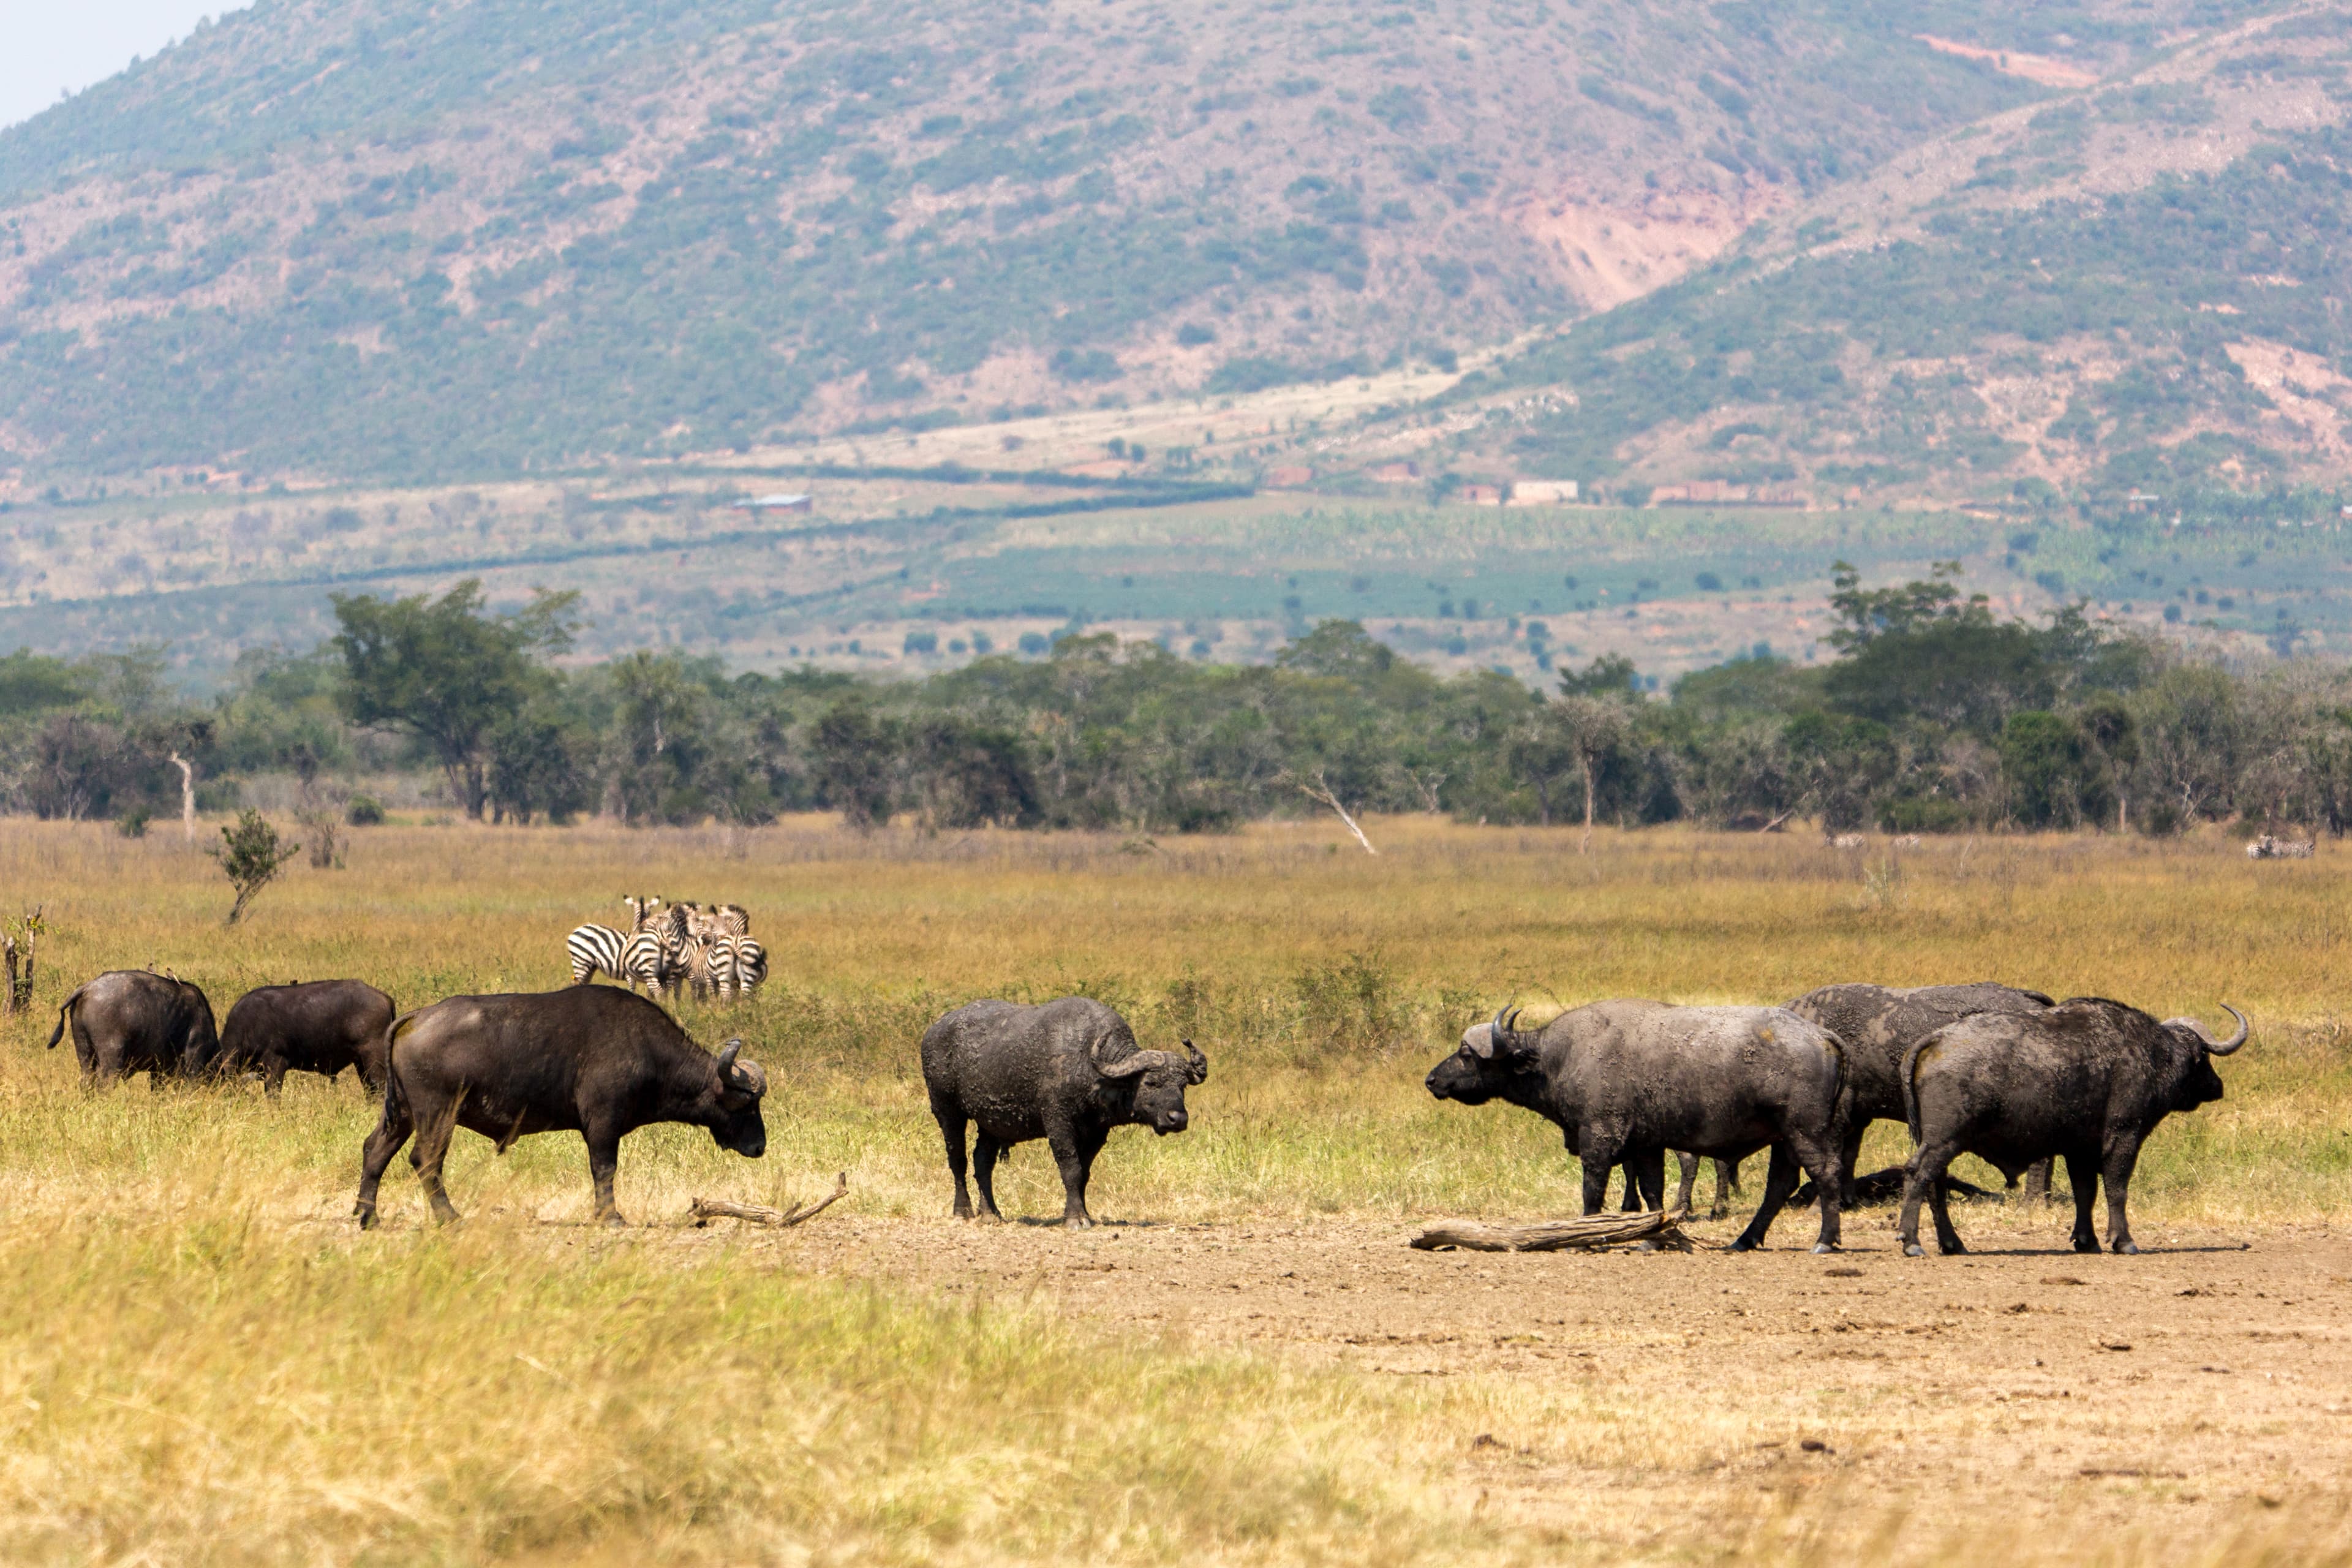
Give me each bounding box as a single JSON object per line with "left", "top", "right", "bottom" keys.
{"left": 1408, "top": 3, "right": 2352, "bottom": 508}
{"left": 0, "top": 0, "right": 2162, "bottom": 486}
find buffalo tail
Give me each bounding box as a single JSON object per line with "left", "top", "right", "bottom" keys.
{"left": 44, "top": 986, "right": 86, "bottom": 1051}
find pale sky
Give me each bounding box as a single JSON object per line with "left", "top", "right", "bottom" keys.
{"left": 0, "top": 0, "right": 251, "bottom": 132}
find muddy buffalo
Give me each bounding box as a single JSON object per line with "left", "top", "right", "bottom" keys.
{"left": 1899, "top": 998, "right": 2247, "bottom": 1257}
{"left": 1789, "top": 981, "right": 2056, "bottom": 1201}
{"left": 353, "top": 986, "right": 768, "bottom": 1228}
{"left": 922, "top": 996, "right": 1206, "bottom": 1227}
{"left": 218, "top": 979, "right": 395, "bottom": 1097}
{"left": 47, "top": 970, "right": 219, "bottom": 1088}
{"left": 1426, "top": 1002, "right": 1845, "bottom": 1252}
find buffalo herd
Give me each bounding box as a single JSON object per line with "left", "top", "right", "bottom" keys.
{"left": 42, "top": 963, "right": 2245, "bottom": 1256}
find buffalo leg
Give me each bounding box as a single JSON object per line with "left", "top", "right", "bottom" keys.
{"left": 1731, "top": 1142, "right": 1837, "bottom": 1252}
{"left": 2062, "top": 1150, "right": 2101, "bottom": 1252}
{"left": 1713, "top": 1157, "right": 1741, "bottom": 1218}
{"left": 1790, "top": 1133, "right": 1844, "bottom": 1253}
{"left": 1578, "top": 1134, "right": 1626, "bottom": 1216}
{"left": 1836, "top": 1119, "right": 1868, "bottom": 1208}
{"left": 1073, "top": 1126, "right": 1109, "bottom": 1221}
{"left": 263, "top": 1058, "right": 287, "bottom": 1101}
{"left": 2099, "top": 1136, "right": 2146, "bottom": 1254}
{"left": 353, "top": 1088, "right": 416, "bottom": 1228}
{"left": 1617, "top": 1159, "right": 1643, "bottom": 1213}
{"left": 971, "top": 1134, "right": 1006, "bottom": 1221}
{"left": 1672, "top": 1150, "right": 1699, "bottom": 1213}
{"left": 2024, "top": 1157, "right": 2053, "bottom": 1204}
{"left": 934, "top": 1102, "right": 973, "bottom": 1218}
{"left": 584, "top": 1126, "right": 625, "bottom": 1227}
{"left": 1046, "top": 1126, "right": 1092, "bottom": 1228}
{"left": 1630, "top": 1148, "right": 1667, "bottom": 1212}
{"left": 1899, "top": 1140, "right": 1965, "bottom": 1257}
{"left": 409, "top": 1101, "right": 462, "bottom": 1226}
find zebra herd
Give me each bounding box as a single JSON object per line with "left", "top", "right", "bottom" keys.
{"left": 565, "top": 896, "right": 770, "bottom": 1002}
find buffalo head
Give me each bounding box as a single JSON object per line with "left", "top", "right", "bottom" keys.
{"left": 707, "top": 1038, "right": 769, "bottom": 1157}
{"left": 1091, "top": 1034, "right": 1207, "bottom": 1134}
{"left": 2158, "top": 1003, "right": 2247, "bottom": 1110}
{"left": 1425, "top": 1007, "right": 1540, "bottom": 1103}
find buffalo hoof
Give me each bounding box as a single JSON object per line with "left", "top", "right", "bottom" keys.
{"left": 2073, "top": 1236, "right": 2102, "bottom": 1254}
{"left": 354, "top": 1204, "right": 377, "bottom": 1231}
{"left": 974, "top": 1212, "right": 1005, "bottom": 1225}
{"left": 2113, "top": 1238, "right": 2139, "bottom": 1256}
{"left": 598, "top": 1212, "right": 627, "bottom": 1230}
{"left": 1903, "top": 1242, "right": 1925, "bottom": 1257}
{"left": 1062, "top": 1215, "right": 1093, "bottom": 1230}
{"left": 1812, "top": 1242, "right": 1841, "bottom": 1255}
{"left": 1725, "top": 1237, "right": 1758, "bottom": 1253}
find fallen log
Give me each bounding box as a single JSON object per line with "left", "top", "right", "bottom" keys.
{"left": 1410, "top": 1205, "right": 1692, "bottom": 1253}
{"left": 691, "top": 1171, "right": 848, "bottom": 1229}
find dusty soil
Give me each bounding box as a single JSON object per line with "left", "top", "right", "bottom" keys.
{"left": 763, "top": 1203, "right": 2352, "bottom": 1556}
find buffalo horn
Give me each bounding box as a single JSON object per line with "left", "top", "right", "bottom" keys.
{"left": 716, "top": 1039, "right": 741, "bottom": 1077}
{"left": 2206, "top": 1003, "right": 2249, "bottom": 1055}
{"left": 1183, "top": 1041, "right": 1208, "bottom": 1084}
{"left": 1091, "top": 1036, "right": 1156, "bottom": 1079}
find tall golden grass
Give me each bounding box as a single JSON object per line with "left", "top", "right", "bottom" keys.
{"left": 0, "top": 815, "right": 2344, "bottom": 1563}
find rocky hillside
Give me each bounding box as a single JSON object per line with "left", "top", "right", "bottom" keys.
{"left": 0, "top": 0, "right": 2193, "bottom": 486}
{"left": 1410, "top": 2, "right": 2352, "bottom": 508}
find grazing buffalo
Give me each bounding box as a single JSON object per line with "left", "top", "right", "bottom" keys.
{"left": 922, "top": 996, "right": 1206, "bottom": 1227}
{"left": 1427, "top": 1003, "right": 1845, "bottom": 1252}
{"left": 1898, "top": 998, "right": 2247, "bottom": 1257}
{"left": 47, "top": 970, "right": 219, "bottom": 1088}
{"left": 1789, "top": 982, "right": 2056, "bottom": 1202}
{"left": 218, "top": 979, "right": 395, "bottom": 1097}
{"left": 353, "top": 986, "right": 768, "bottom": 1229}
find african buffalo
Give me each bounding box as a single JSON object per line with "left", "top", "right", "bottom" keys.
{"left": 922, "top": 996, "right": 1206, "bottom": 1227}
{"left": 47, "top": 970, "right": 219, "bottom": 1088}
{"left": 1898, "top": 998, "right": 2247, "bottom": 1257}
{"left": 218, "top": 979, "right": 395, "bottom": 1097}
{"left": 1789, "top": 982, "right": 2056, "bottom": 1201}
{"left": 1427, "top": 1003, "right": 1845, "bottom": 1252}
{"left": 353, "top": 986, "right": 768, "bottom": 1229}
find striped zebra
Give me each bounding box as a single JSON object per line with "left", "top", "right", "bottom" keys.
{"left": 566, "top": 922, "right": 628, "bottom": 985}
{"left": 728, "top": 935, "right": 769, "bottom": 997}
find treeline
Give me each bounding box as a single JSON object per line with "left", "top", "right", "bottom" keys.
{"left": 7, "top": 566, "right": 2352, "bottom": 837}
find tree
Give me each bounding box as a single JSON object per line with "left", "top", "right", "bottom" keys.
{"left": 330, "top": 581, "right": 576, "bottom": 819}
{"left": 212, "top": 810, "right": 300, "bottom": 926}
{"left": 1552, "top": 695, "right": 1629, "bottom": 851}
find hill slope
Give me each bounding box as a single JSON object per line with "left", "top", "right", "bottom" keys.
{"left": 1419, "top": 3, "right": 2352, "bottom": 507}
{"left": 0, "top": 0, "right": 2182, "bottom": 484}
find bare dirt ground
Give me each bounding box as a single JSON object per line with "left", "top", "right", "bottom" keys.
{"left": 749, "top": 1202, "right": 2352, "bottom": 1557}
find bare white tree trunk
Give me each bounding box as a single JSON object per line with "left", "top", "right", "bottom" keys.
{"left": 1295, "top": 771, "right": 1376, "bottom": 855}
{"left": 1580, "top": 755, "right": 1596, "bottom": 855}
{"left": 168, "top": 752, "right": 195, "bottom": 844}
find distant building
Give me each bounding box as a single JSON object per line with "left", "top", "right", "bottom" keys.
{"left": 731, "top": 492, "right": 813, "bottom": 513}
{"left": 1370, "top": 461, "right": 1422, "bottom": 483}
{"left": 1266, "top": 465, "right": 1314, "bottom": 488}
{"left": 1507, "top": 480, "right": 1577, "bottom": 505}
{"left": 1460, "top": 483, "right": 1504, "bottom": 505}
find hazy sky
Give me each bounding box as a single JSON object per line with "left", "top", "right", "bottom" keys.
{"left": 0, "top": 1, "right": 250, "bottom": 132}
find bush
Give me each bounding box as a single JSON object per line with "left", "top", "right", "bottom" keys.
{"left": 903, "top": 631, "right": 939, "bottom": 655}
{"left": 345, "top": 795, "right": 386, "bottom": 826}
{"left": 115, "top": 810, "right": 150, "bottom": 839}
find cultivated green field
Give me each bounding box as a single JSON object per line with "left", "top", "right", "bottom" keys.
{"left": 0, "top": 816, "right": 2346, "bottom": 1564}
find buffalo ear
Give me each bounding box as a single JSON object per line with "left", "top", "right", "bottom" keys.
{"left": 1183, "top": 1041, "right": 1207, "bottom": 1084}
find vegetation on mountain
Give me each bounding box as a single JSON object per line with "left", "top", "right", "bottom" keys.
{"left": 0, "top": 0, "right": 2223, "bottom": 483}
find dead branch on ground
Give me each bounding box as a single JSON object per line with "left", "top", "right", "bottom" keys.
{"left": 691, "top": 1171, "right": 848, "bottom": 1228}
{"left": 1409, "top": 1206, "right": 1692, "bottom": 1252}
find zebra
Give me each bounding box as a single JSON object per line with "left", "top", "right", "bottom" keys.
{"left": 566, "top": 922, "right": 628, "bottom": 985}
{"left": 728, "top": 935, "right": 769, "bottom": 997}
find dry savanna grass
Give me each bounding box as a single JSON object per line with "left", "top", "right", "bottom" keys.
{"left": 0, "top": 815, "right": 2348, "bottom": 1565}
